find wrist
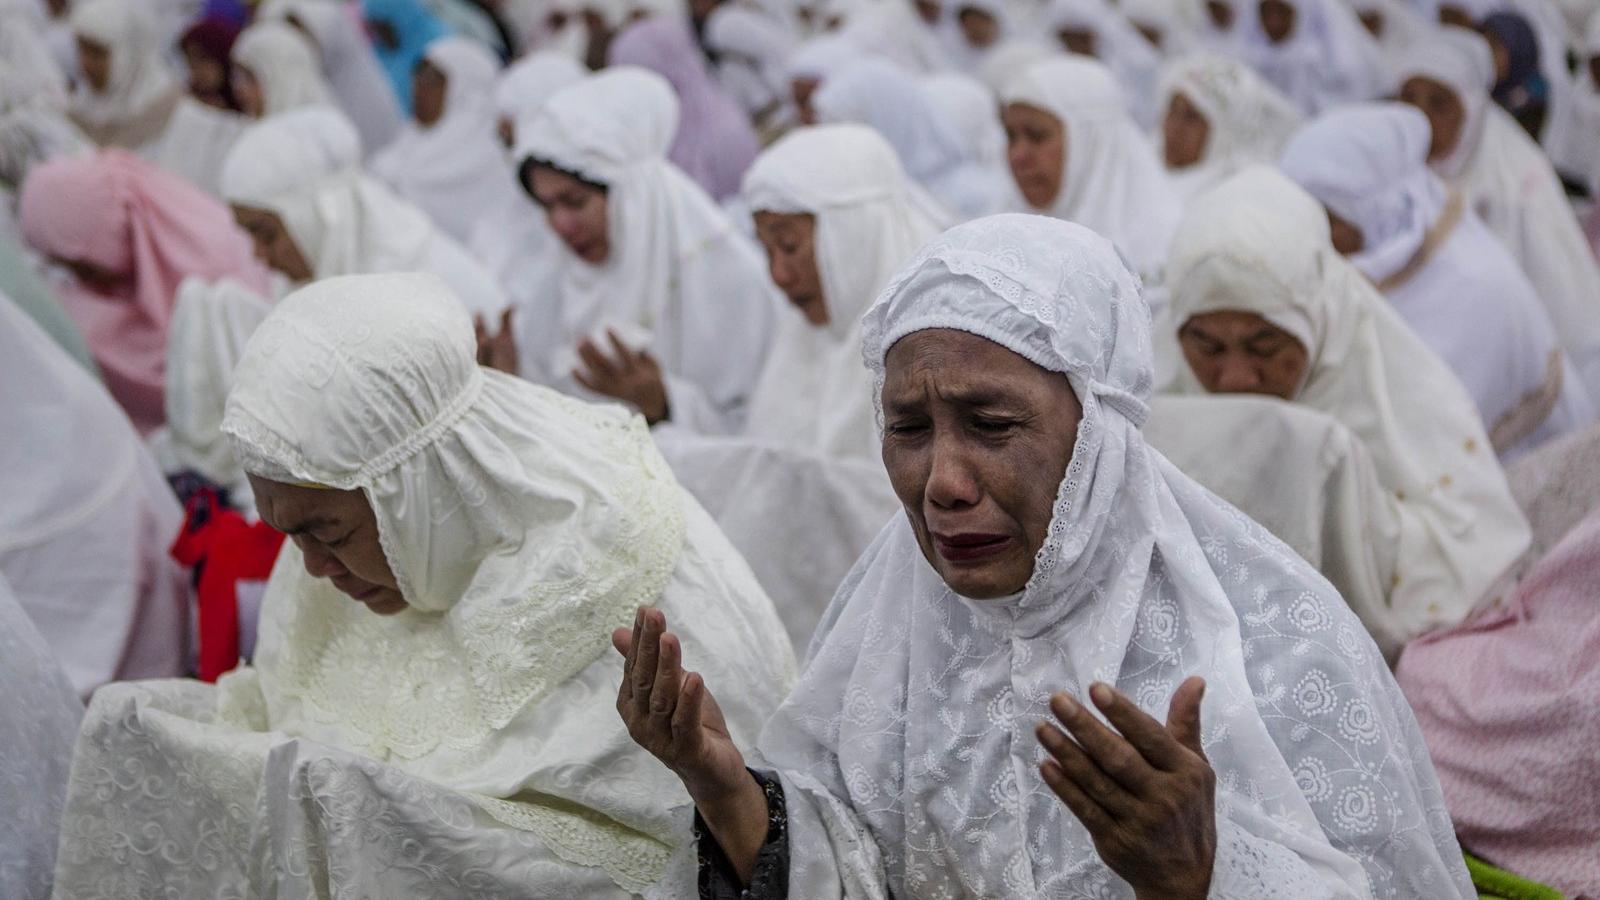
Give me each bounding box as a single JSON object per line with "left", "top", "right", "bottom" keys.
{"left": 689, "top": 768, "right": 769, "bottom": 883}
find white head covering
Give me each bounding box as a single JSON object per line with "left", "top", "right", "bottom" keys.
{"left": 1043, "top": 0, "right": 1162, "bottom": 122}
{"left": 740, "top": 124, "right": 946, "bottom": 460}
{"left": 515, "top": 68, "right": 776, "bottom": 430}
{"left": 703, "top": 3, "right": 799, "bottom": 121}
{"left": 921, "top": 70, "right": 1009, "bottom": 173}
{"left": 232, "top": 21, "right": 335, "bottom": 118}
{"left": 258, "top": 0, "right": 405, "bottom": 156}
{"left": 492, "top": 50, "right": 586, "bottom": 127}
{"left": 67, "top": 0, "right": 178, "bottom": 137}
{"left": 757, "top": 212, "right": 1473, "bottom": 898}
{"left": 0, "top": 58, "right": 93, "bottom": 193}
{"left": 221, "top": 107, "right": 432, "bottom": 284}
{"left": 215, "top": 271, "right": 793, "bottom": 888}
{"left": 813, "top": 58, "right": 1003, "bottom": 219}
{"left": 1157, "top": 52, "right": 1301, "bottom": 200}
{"left": 1279, "top": 102, "right": 1445, "bottom": 282}
{"left": 1001, "top": 55, "right": 1181, "bottom": 277}
{"left": 0, "top": 0, "right": 68, "bottom": 106}
{"left": 1395, "top": 27, "right": 1494, "bottom": 178}
{"left": 370, "top": 36, "right": 509, "bottom": 244}
{"left": 1240, "top": 0, "right": 1384, "bottom": 114}
{"left": 1165, "top": 166, "right": 1531, "bottom": 642}
{"left": 785, "top": 34, "right": 860, "bottom": 83}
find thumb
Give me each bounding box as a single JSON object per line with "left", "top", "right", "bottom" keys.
{"left": 1166, "top": 676, "right": 1206, "bottom": 758}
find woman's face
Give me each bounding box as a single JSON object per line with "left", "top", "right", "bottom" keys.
{"left": 76, "top": 35, "right": 112, "bottom": 93}
{"left": 412, "top": 59, "right": 448, "bottom": 127}
{"left": 1325, "top": 208, "right": 1364, "bottom": 256}
{"left": 1258, "top": 0, "right": 1295, "bottom": 43}
{"left": 525, "top": 164, "right": 611, "bottom": 265}
{"left": 792, "top": 77, "right": 821, "bottom": 125}
{"left": 1205, "top": 0, "right": 1234, "bottom": 28}
{"left": 231, "top": 203, "right": 314, "bottom": 282}
{"left": 1003, "top": 102, "right": 1065, "bottom": 210}
{"left": 958, "top": 8, "right": 1000, "bottom": 48}
{"left": 881, "top": 329, "right": 1082, "bottom": 600}
{"left": 1399, "top": 76, "right": 1466, "bottom": 163}
{"left": 250, "top": 476, "right": 408, "bottom": 616}
{"left": 232, "top": 64, "right": 264, "bottom": 118}
{"left": 1178, "top": 310, "right": 1309, "bottom": 399}
{"left": 753, "top": 211, "right": 827, "bottom": 326}
{"left": 1162, "top": 91, "right": 1210, "bottom": 169}
{"left": 182, "top": 41, "right": 229, "bottom": 108}
{"left": 1437, "top": 4, "right": 1475, "bottom": 28}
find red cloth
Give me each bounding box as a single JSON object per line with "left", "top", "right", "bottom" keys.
{"left": 170, "top": 491, "right": 285, "bottom": 682}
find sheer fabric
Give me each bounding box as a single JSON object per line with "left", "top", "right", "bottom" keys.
{"left": 0, "top": 572, "right": 82, "bottom": 900}
{"left": 1397, "top": 29, "right": 1600, "bottom": 396}
{"left": 221, "top": 107, "right": 506, "bottom": 315}
{"left": 1239, "top": 0, "right": 1384, "bottom": 114}
{"left": 1279, "top": 102, "right": 1595, "bottom": 460}
{"left": 746, "top": 213, "right": 1471, "bottom": 898}
{"left": 67, "top": 0, "right": 182, "bottom": 150}
{"left": 258, "top": 0, "right": 405, "bottom": 156}
{"left": 609, "top": 17, "right": 762, "bottom": 203}
{"left": 53, "top": 273, "right": 795, "bottom": 897}
{"left": 371, "top": 36, "right": 510, "bottom": 243}
{"left": 232, "top": 20, "right": 335, "bottom": 118}
{"left": 741, "top": 124, "right": 946, "bottom": 461}
{"left": 18, "top": 149, "right": 270, "bottom": 434}
{"left": 515, "top": 68, "right": 776, "bottom": 434}
{"left": 1158, "top": 52, "right": 1302, "bottom": 202}
{"left": 1397, "top": 507, "right": 1600, "bottom": 898}
{"left": 1001, "top": 56, "right": 1181, "bottom": 280}
{"left": 1163, "top": 166, "right": 1530, "bottom": 649}
{"left": 0, "top": 291, "right": 188, "bottom": 697}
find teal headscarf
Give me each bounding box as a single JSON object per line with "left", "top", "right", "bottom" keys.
{"left": 362, "top": 0, "right": 451, "bottom": 113}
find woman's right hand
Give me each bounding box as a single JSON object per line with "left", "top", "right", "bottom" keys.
{"left": 614, "top": 607, "right": 770, "bottom": 883}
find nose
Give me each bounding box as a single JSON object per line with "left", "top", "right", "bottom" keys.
{"left": 924, "top": 432, "right": 982, "bottom": 512}
{"left": 769, "top": 254, "right": 794, "bottom": 292}
{"left": 1008, "top": 142, "right": 1032, "bottom": 175}
{"left": 295, "top": 536, "right": 349, "bottom": 579}
{"left": 1214, "top": 354, "right": 1262, "bottom": 393}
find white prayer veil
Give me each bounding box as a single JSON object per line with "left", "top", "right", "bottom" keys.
{"left": 493, "top": 50, "right": 586, "bottom": 128}
{"left": 371, "top": 35, "right": 509, "bottom": 243}
{"left": 1239, "top": 0, "right": 1384, "bottom": 114}
{"left": 1396, "top": 26, "right": 1493, "bottom": 179}
{"left": 1156, "top": 51, "right": 1302, "bottom": 201}
{"left": 258, "top": 0, "right": 405, "bottom": 155}
{"left": 1164, "top": 166, "right": 1531, "bottom": 643}
{"left": 1279, "top": 102, "right": 1445, "bottom": 283}
{"left": 755, "top": 213, "right": 1471, "bottom": 897}
{"left": 231, "top": 20, "right": 335, "bottom": 118}
{"left": 1001, "top": 55, "right": 1181, "bottom": 278}
{"left": 66, "top": 0, "right": 177, "bottom": 137}
{"left": 740, "top": 123, "right": 946, "bottom": 460}
{"left": 1043, "top": 0, "right": 1163, "bottom": 120}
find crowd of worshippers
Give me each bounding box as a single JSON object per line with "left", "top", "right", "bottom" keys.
{"left": 5, "top": 0, "right": 1600, "bottom": 896}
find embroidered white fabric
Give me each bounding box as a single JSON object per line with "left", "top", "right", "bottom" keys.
{"left": 744, "top": 214, "right": 1473, "bottom": 898}
{"left": 53, "top": 273, "right": 796, "bottom": 896}
{"left": 0, "top": 573, "right": 82, "bottom": 900}
{"left": 1162, "top": 167, "right": 1531, "bottom": 647}
{"left": 1157, "top": 52, "right": 1303, "bottom": 203}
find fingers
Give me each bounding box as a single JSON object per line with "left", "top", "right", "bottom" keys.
{"left": 572, "top": 367, "right": 599, "bottom": 393}
{"left": 1165, "top": 677, "right": 1207, "bottom": 760}
{"left": 673, "top": 670, "right": 705, "bottom": 740}
{"left": 1090, "top": 682, "right": 1189, "bottom": 774}
{"left": 611, "top": 625, "right": 632, "bottom": 657}
{"left": 499, "top": 307, "right": 515, "bottom": 332}
{"left": 1049, "top": 691, "right": 1155, "bottom": 796}
{"left": 630, "top": 608, "right": 663, "bottom": 717}
{"left": 649, "top": 631, "right": 683, "bottom": 724}
{"left": 1039, "top": 758, "right": 1111, "bottom": 834}
{"left": 606, "top": 329, "right": 636, "bottom": 366}
{"left": 1036, "top": 719, "right": 1135, "bottom": 817}
{"left": 576, "top": 338, "right": 618, "bottom": 381}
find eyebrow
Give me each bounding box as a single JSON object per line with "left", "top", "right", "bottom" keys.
{"left": 278, "top": 515, "right": 339, "bottom": 537}
{"left": 884, "top": 387, "right": 1023, "bottom": 416}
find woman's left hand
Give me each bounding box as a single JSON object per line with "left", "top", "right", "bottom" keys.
{"left": 1036, "top": 676, "right": 1216, "bottom": 900}
{"left": 572, "top": 330, "right": 670, "bottom": 425}
{"left": 474, "top": 309, "right": 519, "bottom": 375}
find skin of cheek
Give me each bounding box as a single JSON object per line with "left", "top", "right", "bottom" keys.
{"left": 1162, "top": 94, "right": 1209, "bottom": 169}
{"left": 753, "top": 211, "right": 826, "bottom": 326}
{"left": 249, "top": 476, "right": 409, "bottom": 614}
{"left": 76, "top": 38, "right": 112, "bottom": 92}
{"left": 1003, "top": 104, "right": 1066, "bottom": 210}
{"left": 880, "top": 330, "right": 1081, "bottom": 600}
{"left": 1177, "top": 312, "right": 1310, "bottom": 400}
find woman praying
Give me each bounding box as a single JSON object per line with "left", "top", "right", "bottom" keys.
{"left": 258, "top": 0, "right": 405, "bottom": 156}
{"left": 1163, "top": 166, "right": 1531, "bottom": 652}
{"left": 1280, "top": 102, "right": 1595, "bottom": 460}
{"left": 1157, "top": 52, "right": 1301, "bottom": 202}
{"left": 220, "top": 107, "right": 506, "bottom": 316}
{"left": 615, "top": 213, "right": 1473, "bottom": 897}
{"left": 1397, "top": 28, "right": 1600, "bottom": 396}
{"left": 1240, "top": 0, "right": 1383, "bottom": 114}
{"left": 230, "top": 20, "right": 336, "bottom": 120}
{"left": 514, "top": 68, "right": 776, "bottom": 433}
{"left": 50, "top": 272, "right": 796, "bottom": 897}
{"left": 66, "top": 0, "right": 182, "bottom": 150}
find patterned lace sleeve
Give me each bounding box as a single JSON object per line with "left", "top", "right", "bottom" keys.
{"left": 697, "top": 769, "right": 789, "bottom": 900}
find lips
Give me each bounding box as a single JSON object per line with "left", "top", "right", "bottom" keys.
{"left": 932, "top": 532, "right": 1014, "bottom": 563}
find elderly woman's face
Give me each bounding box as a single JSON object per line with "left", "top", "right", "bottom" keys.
{"left": 1162, "top": 91, "right": 1210, "bottom": 169}
{"left": 1003, "top": 102, "right": 1065, "bottom": 210}
{"left": 232, "top": 203, "right": 314, "bottom": 282}
{"left": 754, "top": 211, "right": 827, "bottom": 326}
{"left": 1400, "top": 76, "right": 1466, "bottom": 162}
{"left": 881, "top": 329, "right": 1082, "bottom": 599}
{"left": 249, "top": 476, "right": 407, "bottom": 615}
{"left": 1178, "top": 310, "right": 1308, "bottom": 399}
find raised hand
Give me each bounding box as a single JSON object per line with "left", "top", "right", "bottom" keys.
{"left": 613, "top": 607, "right": 769, "bottom": 884}
{"left": 474, "top": 308, "right": 519, "bottom": 375}
{"left": 1035, "top": 677, "right": 1216, "bottom": 900}
{"left": 572, "top": 330, "right": 669, "bottom": 424}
